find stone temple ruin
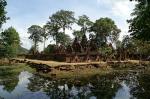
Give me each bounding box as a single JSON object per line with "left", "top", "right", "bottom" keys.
{"left": 26, "top": 34, "right": 114, "bottom": 63}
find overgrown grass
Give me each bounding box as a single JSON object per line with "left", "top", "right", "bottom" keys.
{"left": 40, "top": 66, "right": 112, "bottom": 79}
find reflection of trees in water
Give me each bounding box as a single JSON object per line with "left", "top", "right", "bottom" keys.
{"left": 131, "top": 73, "right": 150, "bottom": 99}
{"left": 0, "top": 96, "right": 4, "bottom": 99}
{"left": 2, "top": 78, "right": 18, "bottom": 92}
{"left": 89, "top": 74, "right": 121, "bottom": 99}
{"left": 0, "top": 68, "right": 149, "bottom": 99}
{"left": 0, "top": 67, "right": 19, "bottom": 93}
{"left": 28, "top": 73, "right": 124, "bottom": 99}
{"left": 28, "top": 75, "right": 70, "bottom": 99}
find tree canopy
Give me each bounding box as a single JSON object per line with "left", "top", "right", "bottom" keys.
{"left": 42, "top": 25, "right": 49, "bottom": 49}
{"left": 45, "top": 21, "right": 60, "bottom": 45}
{"left": 0, "top": 27, "right": 20, "bottom": 58}
{"left": 77, "top": 15, "right": 93, "bottom": 34}
{"left": 128, "top": 0, "right": 150, "bottom": 41}
{"left": 73, "top": 30, "right": 84, "bottom": 41}
{"left": 56, "top": 32, "right": 71, "bottom": 46}
{"left": 49, "top": 10, "right": 75, "bottom": 33}
{"left": 0, "top": 0, "right": 8, "bottom": 28}
{"left": 28, "top": 25, "right": 43, "bottom": 54}
{"left": 91, "top": 17, "right": 121, "bottom": 46}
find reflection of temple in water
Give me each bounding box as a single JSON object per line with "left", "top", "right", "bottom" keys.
{"left": 0, "top": 70, "right": 149, "bottom": 99}
{"left": 28, "top": 73, "right": 129, "bottom": 99}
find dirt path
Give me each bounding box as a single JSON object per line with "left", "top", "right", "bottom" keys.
{"left": 13, "top": 58, "right": 107, "bottom": 67}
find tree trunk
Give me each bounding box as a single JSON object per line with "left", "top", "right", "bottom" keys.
{"left": 63, "top": 27, "right": 65, "bottom": 34}
{"left": 43, "top": 38, "right": 46, "bottom": 50}
{"left": 34, "top": 41, "right": 37, "bottom": 55}
{"left": 55, "top": 36, "right": 57, "bottom": 45}
{"left": 119, "top": 49, "right": 121, "bottom": 61}
{"left": 125, "top": 50, "right": 127, "bottom": 60}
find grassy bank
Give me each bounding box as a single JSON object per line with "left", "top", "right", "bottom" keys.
{"left": 0, "top": 61, "right": 112, "bottom": 79}
{"left": 39, "top": 66, "right": 112, "bottom": 78}
{"left": 0, "top": 63, "right": 35, "bottom": 80}
{"left": 0, "top": 58, "right": 150, "bottom": 79}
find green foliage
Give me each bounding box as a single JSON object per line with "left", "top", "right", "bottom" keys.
{"left": 129, "top": 0, "right": 150, "bottom": 41}
{"left": 73, "top": 15, "right": 93, "bottom": 41}
{"left": 99, "top": 44, "right": 113, "bottom": 57}
{"left": 28, "top": 25, "right": 43, "bottom": 53}
{"left": 0, "top": 27, "right": 20, "bottom": 58}
{"left": 91, "top": 17, "right": 115, "bottom": 38}
{"left": 45, "top": 21, "right": 71, "bottom": 46}
{"left": 42, "top": 25, "right": 49, "bottom": 49}
{"left": 117, "top": 35, "right": 150, "bottom": 60}
{"left": 0, "top": 39, "right": 5, "bottom": 57}
{"left": 77, "top": 15, "right": 93, "bottom": 34}
{"left": 81, "top": 34, "right": 88, "bottom": 51}
{"left": 42, "top": 25, "right": 49, "bottom": 40}
{"left": 0, "top": 0, "right": 8, "bottom": 28}
{"left": 56, "top": 32, "right": 71, "bottom": 46}
{"left": 89, "top": 37, "right": 98, "bottom": 52}
{"left": 1, "top": 27, "right": 20, "bottom": 45}
{"left": 109, "top": 27, "right": 121, "bottom": 44}
{"left": 72, "top": 37, "right": 82, "bottom": 52}
{"left": 46, "top": 10, "right": 75, "bottom": 45}
{"left": 132, "top": 73, "right": 150, "bottom": 99}
{"left": 116, "top": 40, "right": 122, "bottom": 49}
{"left": 121, "top": 35, "right": 132, "bottom": 50}
{"left": 44, "top": 44, "right": 56, "bottom": 54}
{"left": 91, "top": 17, "right": 120, "bottom": 47}
{"left": 0, "top": 64, "right": 35, "bottom": 92}
{"left": 5, "top": 45, "right": 18, "bottom": 58}
{"left": 132, "top": 39, "right": 150, "bottom": 55}
{"left": 49, "top": 10, "right": 75, "bottom": 33}
{"left": 45, "top": 21, "right": 60, "bottom": 45}
{"left": 122, "top": 36, "right": 150, "bottom": 55}
{"left": 73, "top": 30, "right": 84, "bottom": 41}
{"left": 24, "top": 10, "right": 123, "bottom": 56}
{"left": 43, "top": 11, "right": 121, "bottom": 55}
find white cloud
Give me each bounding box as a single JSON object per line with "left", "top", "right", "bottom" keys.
{"left": 111, "top": 1, "right": 135, "bottom": 18}
{"left": 96, "top": 0, "right": 135, "bottom": 19}
{"left": 96, "top": 0, "right": 135, "bottom": 40}
{"left": 97, "top": 0, "right": 111, "bottom": 5}
{"left": 3, "top": 0, "right": 136, "bottom": 51}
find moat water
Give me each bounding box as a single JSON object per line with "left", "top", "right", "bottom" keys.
{"left": 0, "top": 70, "right": 149, "bottom": 99}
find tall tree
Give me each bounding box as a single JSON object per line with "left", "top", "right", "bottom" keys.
{"left": 121, "top": 35, "right": 133, "bottom": 60}
{"left": 56, "top": 32, "right": 71, "bottom": 46}
{"left": 72, "top": 30, "right": 84, "bottom": 41}
{"left": 44, "top": 44, "right": 56, "bottom": 54}
{"left": 45, "top": 21, "right": 60, "bottom": 45}
{"left": 91, "top": 17, "right": 120, "bottom": 47}
{"left": 0, "top": 27, "right": 20, "bottom": 58}
{"left": 0, "top": 0, "right": 8, "bottom": 28}
{"left": 49, "top": 10, "right": 75, "bottom": 34}
{"left": 28, "top": 25, "right": 43, "bottom": 54}
{"left": 81, "top": 34, "right": 88, "bottom": 51}
{"left": 128, "top": 0, "right": 150, "bottom": 41}
{"left": 116, "top": 40, "right": 123, "bottom": 61}
{"left": 0, "top": 38, "right": 5, "bottom": 57}
{"left": 42, "top": 25, "right": 49, "bottom": 50}
{"left": 109, "top": 27, "right": 121, "bottom": 44}
{"left": 77, "top": 15, "right": 93, "bottom": 34}
{"left": 130, "top": 39, "right": 150, "bottom": 60}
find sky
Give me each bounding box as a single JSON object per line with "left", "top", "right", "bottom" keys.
{"left": 3, "top": 0, "right": 136, "bottom": 51}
